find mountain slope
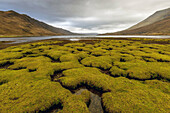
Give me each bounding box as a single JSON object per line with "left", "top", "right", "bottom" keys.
{"left": 128, "top": 8, "right": 170, "bottom": 30}
{"left": 103, "top": 8, "right": 170, "bottom": 35}
{"left": 0, "top": 10, "right": 73, "bottom": 37}
{"left": 109, "top": 16, "right": 170, "bottom": 35}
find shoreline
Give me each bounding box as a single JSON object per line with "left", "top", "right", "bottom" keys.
{"left": 0, "top": 37, "right": 169, "bottom": 50}
{"left": 1, "top": 34, "right": 170, "bottom": 38}
{"left": 0, "top": 34, "right": 74, "bottom": 38}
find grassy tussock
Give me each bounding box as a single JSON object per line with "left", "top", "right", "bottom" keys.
{"left": 60, "top": 67, "right": 112, "bottom": 91}
{"left": 114, "top": 61, "right": 170, "bottom": 80}
{"left": 102, "top": 89, "right": 170, "bottom": 113}
{"left": 0, "top": 79, "right": 71, "bottom": 113}
{"left": 81, "top": 56, "right": 113, "bottom": 69}
{"left": 0, "top": 39, "right": 169, "bottom": 112}
{"left": 144, "top": 80, "right": 170, "bottom": 94}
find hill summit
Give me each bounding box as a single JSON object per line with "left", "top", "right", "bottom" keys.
{"left": 0, "top": 10, "right": 73, "bottom": 37}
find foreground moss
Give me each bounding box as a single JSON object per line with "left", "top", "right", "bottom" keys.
{"left": 0, "top": 79, "right": 71, "bottom": 113}
{"left": 0, "top": 39, "right": 169, "bottom": 113}
{"left": 102, "top": 88, "right": 170, "bottom": 113}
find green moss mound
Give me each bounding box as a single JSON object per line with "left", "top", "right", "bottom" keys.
{"left": 102, "top": 89, "right": 170, "bottom": 113}
{"left": 81, "top": 56, "right": 113, "bottom": 69}
{"left": 114, "top": 61, "right": 170, "bottom": 80}
{"left": 0, "top": 79, "right": 71, "bottom": 113}
{"left": 0, "top": 39, "right": 170, "bottom": 113}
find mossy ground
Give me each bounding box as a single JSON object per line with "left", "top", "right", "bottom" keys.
{"left": 0, "top": 38, "right": 170, "bottom": 113}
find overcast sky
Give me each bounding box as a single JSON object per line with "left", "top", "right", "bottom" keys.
{"left": 0, "top": 0, "right": 170, "bottom": 33}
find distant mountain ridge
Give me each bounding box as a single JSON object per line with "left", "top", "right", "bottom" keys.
{"left": 128, "top": 8, "right": 170, "bottom": 30}
{"left": 103, "top": 8, "right": 170, "bottom": 35}
{"left": 0, "top": 10, "right": 73, "bottom": 37}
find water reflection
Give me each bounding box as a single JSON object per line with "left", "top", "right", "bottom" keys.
{"left": 0, "top": 35, "right": 170, "bottom": 44}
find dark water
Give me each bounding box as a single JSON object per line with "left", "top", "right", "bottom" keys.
{"left": 74, "top": 88, "right": 103, "bottom": 113}
{"left": 0, "top": 35, "right": 170, "bottom": 44}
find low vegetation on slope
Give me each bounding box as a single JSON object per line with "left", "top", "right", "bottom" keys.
{"left": 0, "top": 39, "right": 170, "bottom": 113}
{"left": 103, "top": 8, "right": 170, "bottom": 35}
{"left": 0, "top": 10, "right": 73, "bottom": 37}
{"left": 107, "top": 16, "right": 170, "bottom": 35}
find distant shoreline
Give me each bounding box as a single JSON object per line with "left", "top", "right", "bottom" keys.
{"left": 99, "top": 34, "right": 170, "bottom": 36}
{"left": 0, "top": 37, "right": 169, "bottom": 50}
{"left": 0, "top": 34, "right": 71, "bottom": 38}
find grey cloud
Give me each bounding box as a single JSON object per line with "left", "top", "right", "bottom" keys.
{"left": 0, "top": 0, "right": 170, "bottom": 33}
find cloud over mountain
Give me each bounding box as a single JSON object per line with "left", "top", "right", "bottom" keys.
{"left": 0, "top": 0, "right": 170, "bottom": 33}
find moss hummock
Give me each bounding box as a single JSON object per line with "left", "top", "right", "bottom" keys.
{"left": 0, "top": 39, "right": 169, "bottom": 113}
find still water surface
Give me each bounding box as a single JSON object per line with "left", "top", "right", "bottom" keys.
{"left": 0, "top": 35, "right": 170, "bottom": 44}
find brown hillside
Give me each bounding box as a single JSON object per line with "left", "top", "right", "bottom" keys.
{"left": 128, "top": 8, "right": 170, "bottom": 30}
{"left": 108, "top": 16, "right": 170, "bottom": 35}
{"left": 0, "top": 10, "right": 73, "bottom": 37}
{"left": 103, "top": 8, "right": 170, "bottom": 35}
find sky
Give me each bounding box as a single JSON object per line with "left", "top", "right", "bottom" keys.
{"left": 0, "top": 0, "right": 170, "bottom": 34}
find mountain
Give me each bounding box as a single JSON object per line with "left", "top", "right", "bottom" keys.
{"left": 103, "top": 8, "right": 170, "bottom": 35}
{"left": 0, "top": 10, "right": 73, "bottom": 37}
{"left": 128, "top": 8, "right": 170, "bottom": 30}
